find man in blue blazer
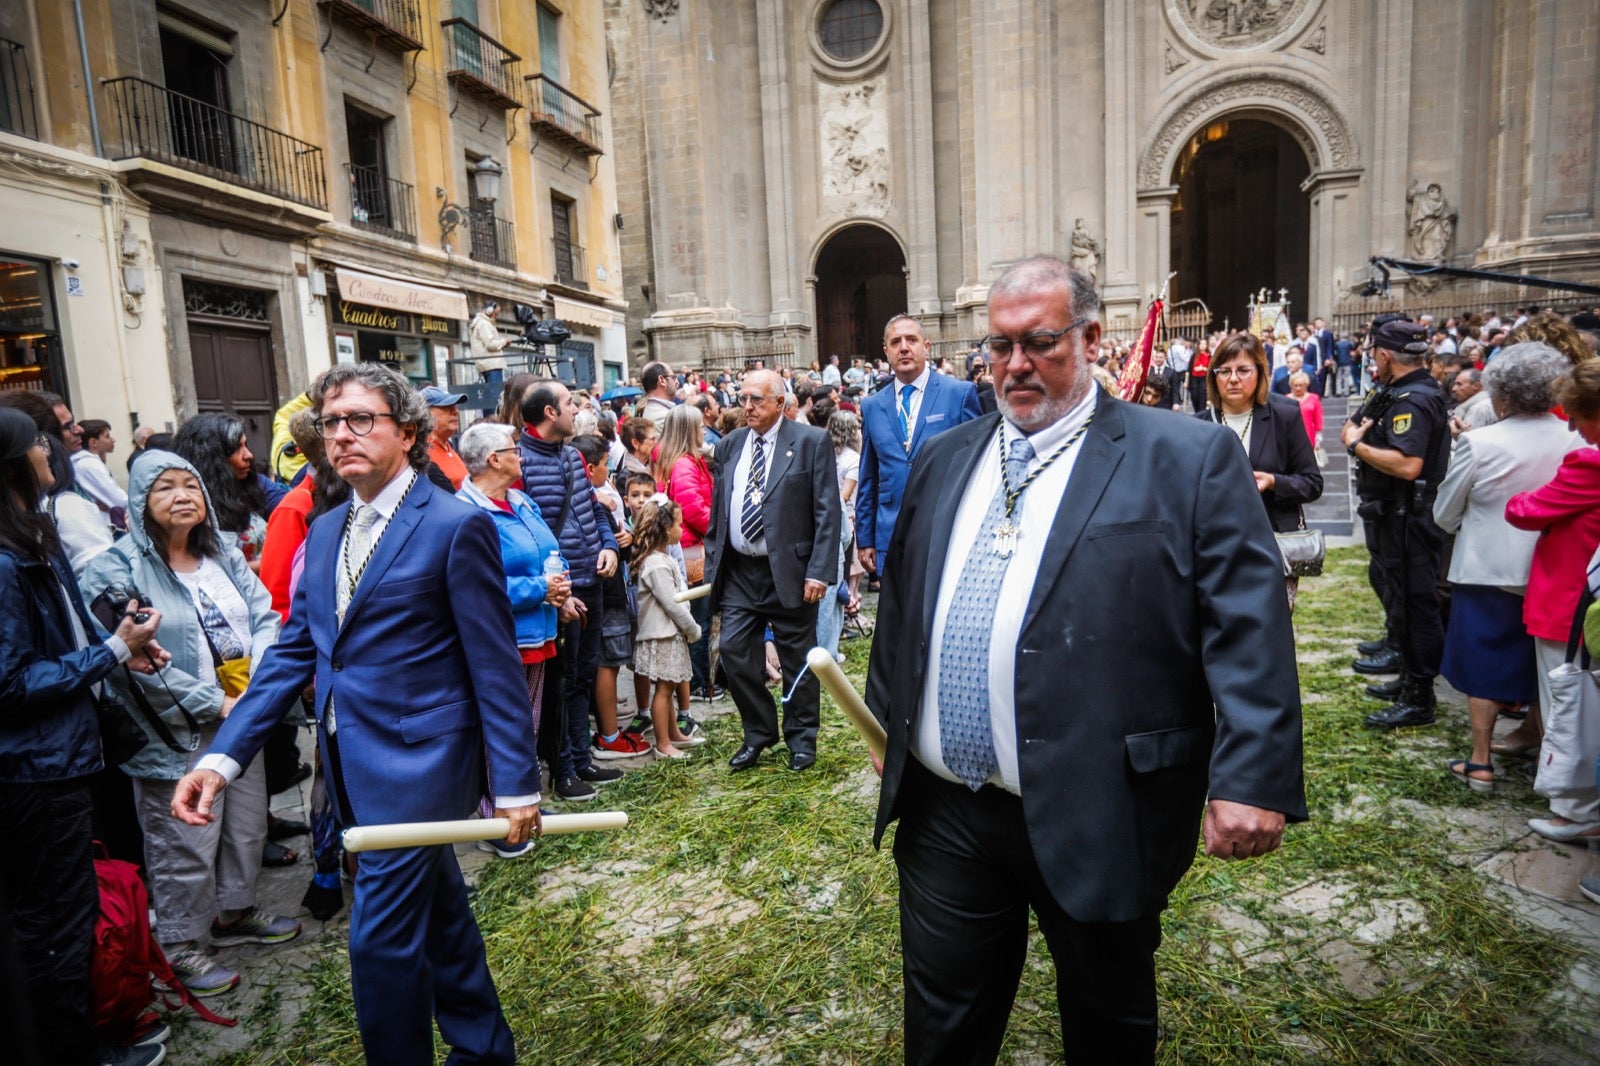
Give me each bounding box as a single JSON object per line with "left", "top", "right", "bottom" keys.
{"left": 173, "top": 364, "right": 539, "bottom": 1066}
{"left": 855, "top": 314, "right": 983, "bottom": 575}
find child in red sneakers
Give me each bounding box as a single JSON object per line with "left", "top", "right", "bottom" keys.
{"left": 631, "top": 499, "right": 704, "bottom": 759}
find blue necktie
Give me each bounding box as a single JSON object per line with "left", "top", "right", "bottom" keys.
{"left": 937, "top": 436, "right": 1035, "bottom": 790}
{"left": 740, "top": 434, "right": 767, "bottom": 545}
{"left": 898, "top": 384, "right": 915, "bottom": 452}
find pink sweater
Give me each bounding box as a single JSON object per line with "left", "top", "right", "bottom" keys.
{"left": 1505, "top": 447, "right": 1600, "bottom": 640}
{"left": 1296, "top": 392, "right": 1324, "bottom": 444}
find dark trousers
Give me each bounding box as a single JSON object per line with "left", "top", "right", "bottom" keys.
{"left": 893, "top": 763, "right": 1161, "bottom": 1065}
{"left": 349, "top": 841, "right": 515, "bottom": 1065}
{"left": 1360, "top": 513, "right": 1400, "bottom": 644}
{"left": 557, "top": 582, "right": 604, "bottom": 777}
{"left": 719, "top": 550, "right": 821, "bottom": 754}
{"left": 1374, "top": 510, "right": 1445, "bottom": 679}
{"left": 689, "top": 590, "right": 712, "bottom": 692}
{"left": 0, "top": 779, "right": 98, "bottom": 1066}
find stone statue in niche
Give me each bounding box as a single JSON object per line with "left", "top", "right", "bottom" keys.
{"left": 1069, "top": 218, "right": 1101, "bottom": 281}
{"left": 1182, "top": 0, "right": 1305, "bottom": 46}
{"left": 1406, "top": 180, "right": 1456, "bottom": 262}
{"left": 821, "top": 81, "right": 891, "bottom": 216}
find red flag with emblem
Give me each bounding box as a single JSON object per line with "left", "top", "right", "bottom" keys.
{"left": 1114, "top": 278, "right": 1172, "bottom": 402}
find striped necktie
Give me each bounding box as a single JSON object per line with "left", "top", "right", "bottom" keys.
{"left": 740, "top": 434, "right": 767, "bottom": 545}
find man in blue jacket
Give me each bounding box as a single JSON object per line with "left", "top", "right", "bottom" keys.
{"left": 174, "top": 363, "right": 539, "bottom": 1065}
{"left": 856, "top": 314, "right": 984, "bottom": 578}
{"left": 518, "top": 379, "right": 623, "bottom": 801}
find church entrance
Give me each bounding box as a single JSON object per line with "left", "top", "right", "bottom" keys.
{"left": 813, "top": 224, "right": 906, "bottom": 366}
{"left": 1169, "top": 118, "right": 1310, "bottom": 331}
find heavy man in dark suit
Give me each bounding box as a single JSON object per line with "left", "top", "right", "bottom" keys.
{"left": 705, "top": 369, "right": 842, "bottom": 772}
{"left": 173, "top": 363, "right": 539, "bottom": 1065}
{"left": 866, "top": 257, "right": 1306, "bottom": 1062}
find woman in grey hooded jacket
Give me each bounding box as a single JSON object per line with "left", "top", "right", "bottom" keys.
{"left": 80, "top": 450, "right": 299, "bottom": 998}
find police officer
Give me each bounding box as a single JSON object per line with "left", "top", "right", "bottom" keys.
{"left": 1349, "top": 315, "right": 1407, "bottom": 693}
{"left": 1341, "top": 318, "right": 1452, "bottom": 728}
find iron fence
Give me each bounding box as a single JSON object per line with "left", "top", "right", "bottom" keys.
{"left": 345, "top": 163, "right": 416, "bottom": 241}
{"left": 441, "top": 19, "right": 522, "bottom": 107}
{"left": 553, "top": 238, "right": 586, "bottom": 287}
{"left": 527, "top": 74, "right": 602, "bottom": 154}
{"left": 469, "top": 207, "right": 516, "bottom": 269}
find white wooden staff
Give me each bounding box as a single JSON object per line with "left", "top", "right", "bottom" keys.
{"left": 342, "top": 811, "right": 629, "bottom": 853}
{"left": 674, "top": 584, "right": 712, "bottom": 603}
{"left": 806, "top": 646, "right": 887, "bottom": 761}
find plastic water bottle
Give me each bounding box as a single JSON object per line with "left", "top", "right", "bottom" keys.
{"left": 543, "top": 551, "right": 565, "bottom": 579}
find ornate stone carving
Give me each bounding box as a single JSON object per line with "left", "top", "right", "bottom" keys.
{"left": 1164, "top": 44, "right": 1189, "bottom": 75}
{"left": 1406, "top": 180, "right": 1456, "bottom": 261}
{"left": 1302, "top": 22, "right": 1326, "bottom": 54}
{"left": 1069, "top": 218, "right": 1101, "bottom": 281}
{"left": 1177, "top": 0, "right": 1310, "bottom": 47}
{"left": 1138, "top": 72, "right": 1355, "bottom": 188}
{"left": 642, "top": 0, "right": 679, "bottom": 21}
{"left": 182, "top": 279, "right": 271, "bottom": 322}
{"left": 820, "top": 80, "right": 891, "bottom": 217}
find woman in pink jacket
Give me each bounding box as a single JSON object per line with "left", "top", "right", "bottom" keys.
{"left": 1505, "top": 360, "right": 1600, "bottom": 843}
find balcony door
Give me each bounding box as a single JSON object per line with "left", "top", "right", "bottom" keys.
{"left": 159, "top": 23, "right": 235, "bottom": 174}
{"left": 551, "top": 193, "right": 575, "bottom": 284}
{"left": 346, "top": 104, "right": 392, "bottom": 230}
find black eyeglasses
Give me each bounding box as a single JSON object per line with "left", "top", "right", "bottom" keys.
{"left": 313, "top": 412, "right": 398, "bottom": 438}
{"left": 982, "top": 318, "right": 1090, "bottom": 361}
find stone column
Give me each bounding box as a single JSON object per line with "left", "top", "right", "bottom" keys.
{"left": 1100, "top": 0, "right": 1140, "bottom": 326}
{"left": 897, "top": 0, "right": 940, "bottom": 311}
{"left": 1135, "top": 186, "right": 1177, "bottom": 306}
{"left": 1302, "top": 168, "right": 1365, "bottom": 318}
{"left": 755, "top": 0, "right": 799, "bottom": 320}
{"left": 1367, "top": 0, "right": 1414, "bottom": 266}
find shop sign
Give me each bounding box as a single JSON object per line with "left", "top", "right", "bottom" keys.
{"left": 419, "top": 314, "right": 457, "bottom": 336}
{"left": 333, "top": 300, "right": 409, "bottom": 332}
{"left": 333, "top": 267, "right": 470, "bottom": 320}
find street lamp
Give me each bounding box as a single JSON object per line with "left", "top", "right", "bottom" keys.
{"left": 438, "top": 157, "right": 504, "bottom": 242}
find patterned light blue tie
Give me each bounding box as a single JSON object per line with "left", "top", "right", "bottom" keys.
{"left": 898, "top": 384, "right": 915, "bottom": 452}
{"left": 938, "top": 436, "right": 1035, "bottom": 789}
{"left": 740, "top": 434, "right": 767, "bottom": 545}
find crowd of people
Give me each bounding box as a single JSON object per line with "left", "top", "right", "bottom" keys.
{"left": 5, "top": 270, "right": 1600, "bottom": 1064}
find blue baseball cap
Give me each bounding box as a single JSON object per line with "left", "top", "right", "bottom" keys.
{"left": 420, "top": 386, "right": 468, "bottom": 407}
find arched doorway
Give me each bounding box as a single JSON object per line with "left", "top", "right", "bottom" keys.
{"left": 1170, "top": 118, "right": 1311, "bottom": 331}
{"left": 813, "top": 224, "right": 906, "bottom": 365}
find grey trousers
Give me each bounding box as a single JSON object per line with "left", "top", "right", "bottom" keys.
{"left": 132, "top": 722, "right": 269, "bottom": 945}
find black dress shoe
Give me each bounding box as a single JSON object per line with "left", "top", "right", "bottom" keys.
{"left": 788, "top": 751, "right": 816, "bottom": 772}
{"left": 728, "top": 745, "right": 767, "bottom": 771}
{"left": 1364, "top": 677, "right": 1404, "bottom": 700}
{"left": 1363, "top": 703, "right": 1437, "bottom": 729}
{"left": 1352, "top": 649, "right": 1404, "bottom": 675}
{"left": 1356, "top": 637, "right": 1391, "bottom": 656}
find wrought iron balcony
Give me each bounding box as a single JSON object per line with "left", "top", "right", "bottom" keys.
{"left": 470, "top": 207, "right": 516, "bottom": 270}
{"left": 345, "top": 163, "right": 416, "bottom": 242}
{"left": 317, "top": 0, "right": 424, "bottom": 52}
{"left": 441, "top": 19, "right": 523, "bottom": 112}
{"left": 0, "top": 37, "right": 38, "bottom": 140}
{"left": 103, "top": 77, "right": 327, "bottom": 210}
{"left": 553, "top": 238, "right": 587, "bottom": 289}
{"left": 526, "top": 75, "right": 602, "bottom": 157}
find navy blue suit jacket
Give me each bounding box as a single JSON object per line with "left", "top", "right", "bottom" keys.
{"left": 211, "top": 473, "right": 538, "bottom": 825}
{"left": 855, "top": 373, "right": 983, "bottom": 557}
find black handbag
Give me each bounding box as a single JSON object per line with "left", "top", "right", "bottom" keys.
{"left": 93, "top": 690, "right": 148, "bottom": 767}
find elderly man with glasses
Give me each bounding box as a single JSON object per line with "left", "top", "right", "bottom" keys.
{"left": 703, "top": 369, "right": 842, "bottom": 772}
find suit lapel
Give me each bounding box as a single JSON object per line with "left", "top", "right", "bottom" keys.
{"left": 335, "top": 477, "right": 428, "bottom": 643}
{"left": 920, "top": 413, "right": 1001, "bottom": 635}
{"left": 1020, "top": 394, "right": 1127, "bottom": 634}
{"left": 764, "top": 419, "right": 797, "bottom": 491}
{"left": 1247, "top": 402, "right": 1270, "bottom": 469}
{"left": 910, "top": 373, "right": 942, "bottom": 454}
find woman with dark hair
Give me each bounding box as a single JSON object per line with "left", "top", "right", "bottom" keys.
{"left": 172, "top": 414, "right": 283, "bottom": 573}
{"left": 0, "top": 392, "right": 111, "bottom": 573}
{"left": 0, "top": 407, "right": 168, "bottom": 1061}
{"left": 81, "top": 451, "right": 299, "bottom": 998}
{"left": 1198, "top": 331, "right": 1324, "bottom": 610}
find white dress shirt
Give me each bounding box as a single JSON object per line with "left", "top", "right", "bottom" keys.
{"left": 728, "top": 421, "right": 782, "bottom": 556}
{"left": 913, "top": 385, "right": 1098, "bottom": 794}
{"left": 892, "top": 366, "right": 933, "bottom": 450}
{"left": 71, "top": 450, "right": 128, "bottom": 520}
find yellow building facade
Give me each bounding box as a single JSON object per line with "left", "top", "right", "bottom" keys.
{"left": 0, "top": 0, "right": 624, "bottom": 465}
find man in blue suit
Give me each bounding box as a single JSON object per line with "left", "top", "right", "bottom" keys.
{"left": 856, "top": 314, "right": 984, "bottom": 576}
{"left": 172, "top": 363, "right": 539, "bottom": 1066}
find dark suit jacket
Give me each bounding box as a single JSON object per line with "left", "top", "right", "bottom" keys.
{"left": 856, "top": 372, "right": 984, "bottom": 557}
{"left": 866, "top": 391, "right": 1307, "bottom": 923}
{"left": 1198, "top": 395, "right": 1323, "bottom": 532}
{"left": 704, "top": 418, "right": 842, "bottom": 611}
{"left": 212, "top": 474, "right": 540, "bottom": 824}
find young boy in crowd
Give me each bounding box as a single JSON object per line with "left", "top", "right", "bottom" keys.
{"left": 572, "top": 435, "right": 650, "bottom": 759}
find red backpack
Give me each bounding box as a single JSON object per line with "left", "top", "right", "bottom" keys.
{"left": 90, "top": 847, "right": 236, "bottom": 1042}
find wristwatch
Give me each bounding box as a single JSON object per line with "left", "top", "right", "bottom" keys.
{"left": 1347, "top": 441, "right": 1360, "bottom": 458}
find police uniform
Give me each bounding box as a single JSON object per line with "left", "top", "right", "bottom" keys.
{"left": 1353, "top": 322, "right": 1452, "bottom": 727}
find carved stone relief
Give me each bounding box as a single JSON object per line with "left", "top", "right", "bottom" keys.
{"left": 1176, "top": 0, "right": 1310, "bottom": 48}
{"left": 642, "top": 0, "right": 679, "bottom": 21}
{"left": 1139, "top": 72, "right": 1355, "bottom": 188}
{"left": 1302, "top": 22, "right": 1326, "bottom": 54}
{"left": 820, "top": 80, "right": 891, "bottom": 217}
{"left": 1164, "top": 44, "right": 1189, "bottom": 75}
{"left": 1406, "top": 180, "right": 1456, "bottom": 261}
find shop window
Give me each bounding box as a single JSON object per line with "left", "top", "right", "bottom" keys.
{"left": 0, "top": 256, "right": 65, "bottom": 399}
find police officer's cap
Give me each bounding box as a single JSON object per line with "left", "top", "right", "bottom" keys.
{"left": 1370, "top": 318, "right": 1430, "bottom": 356}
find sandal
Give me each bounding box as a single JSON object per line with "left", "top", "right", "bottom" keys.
{"left": 262, "top": 841, "right": 300, "bottom": 867}
{"left": 1448, "top": 758, "right": 1495, "bottom": 793}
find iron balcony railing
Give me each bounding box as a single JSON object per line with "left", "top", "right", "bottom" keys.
{"left": 470, "top": 207, "right": 516, "bottom": 270}
{"left": 345, "top": 163, "right": 416, "bottom": 241}
{"left": 526, "top": 74, "right": 602, "bottom": 156}
{"left": 441, "top": 19, "right": 522, "bottom": 110}
{"left": 103, "top": 77, "right": 327, "bottom": 210}
{"left": 553, "top": 238, "right": 586, "bottom": 288}
{"left": 0, "top": 37, "right": 38, "bottom": 140}
{"left": 316, "top": 0, "right": 424, "bottom": 51}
